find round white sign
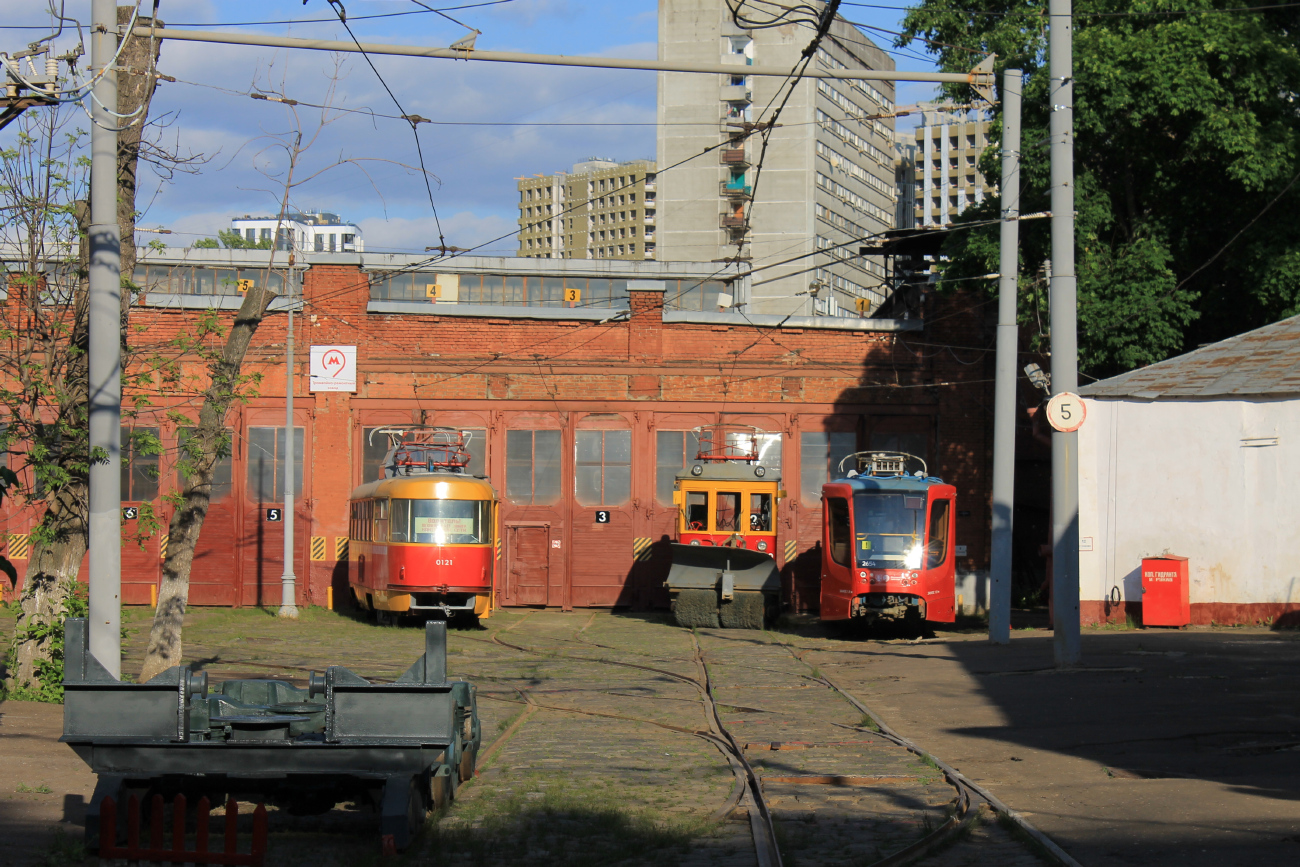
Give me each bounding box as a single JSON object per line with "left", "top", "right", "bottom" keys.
{"left": 1046, "top": 392, "right": 1086, "bottom": 433}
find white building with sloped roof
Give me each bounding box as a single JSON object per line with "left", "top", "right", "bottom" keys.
{"left": 1077, "top": 315, "right": 1300, "bottom": 627}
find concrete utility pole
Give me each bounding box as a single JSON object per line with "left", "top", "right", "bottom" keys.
{"left": 1049, "top": 0, "right": 1082, "bottom": 665}
{"left": 88, "top": 0, "right": 121, "bottom": 678}
{"left": 279, "top": 277, "right": 298, "bottom": 620}
{"left": 989, "top": 69, "right": 1022, "bottom": 646}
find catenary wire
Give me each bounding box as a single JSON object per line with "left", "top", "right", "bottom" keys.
{"left": 324, "top": 3, "right": 448, "bottom": 250}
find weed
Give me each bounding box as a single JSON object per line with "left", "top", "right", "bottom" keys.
{"left": 422, "top": 782, "right": 714, "bottom": 867}
{"left": 857, "top": 713, "right": 881, "bottom": 732}
{"left": 33, "top": 827, "right": 85, "bottom": 867}
{"left": 16, "top": 782, "right": 53, "bottom": 794}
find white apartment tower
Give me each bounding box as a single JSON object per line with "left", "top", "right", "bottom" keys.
{"left": 657, "top": 1, "right": 897, "bottom": 316}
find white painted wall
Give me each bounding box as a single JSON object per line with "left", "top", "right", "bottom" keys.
{"left": 1078, "top": 397, "right": 1300, "bottom": 607}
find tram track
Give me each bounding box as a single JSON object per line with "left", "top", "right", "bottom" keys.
{"left": 472, "top": 621, "right": 1008, "bottom": 867}
{"left": 776, "top": 637, "right": 1084, "bottom": 867}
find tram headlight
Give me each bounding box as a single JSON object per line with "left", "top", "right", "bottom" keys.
{"left": 904, "top": 544, "right": 923, "bottom": 570}
{"left": 754, "top": 465, "right": 766, "bottom": 477}
{"left": 690, "top": 464, "right": 704, "bottom": 476}
{"left": 690, "top": 539, "right": 701, "bottom": 546}
{"left": 756, "top": 540, "right": 767, "bottom": 552}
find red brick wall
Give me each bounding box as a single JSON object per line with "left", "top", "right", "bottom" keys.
{"left": 0, "top": 263, "right": 995, "bottom": 610}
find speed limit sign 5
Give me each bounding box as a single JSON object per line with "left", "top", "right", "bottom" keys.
{"left": 1046, "top": 392, "right": 1086, "bottom": 433}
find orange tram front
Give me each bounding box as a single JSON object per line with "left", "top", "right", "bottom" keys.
{"left": 348, "top": 428, "right": 497, "bottom": 622}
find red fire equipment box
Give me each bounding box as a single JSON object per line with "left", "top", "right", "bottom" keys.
{"left": 1141, "top": 556, "right": 1190, "bottom": 627}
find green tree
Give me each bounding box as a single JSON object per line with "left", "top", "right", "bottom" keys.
{"left": 899, "top": 0, "right": 1300, "bottom": 376}
{"left": 192, "top": 228, "right": 273, "bottom": 250}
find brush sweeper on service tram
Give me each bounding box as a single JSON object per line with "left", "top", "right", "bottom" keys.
{"left": 819, "top": 452, "right": 957, "bottom": 632}
{"left": 349, "top": 427, "right": 498, "bottom": 623}
{"left": 664, "top": 424, "right": 784, "bottom": 629}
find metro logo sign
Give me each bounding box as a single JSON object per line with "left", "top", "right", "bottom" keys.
{"left": 309, "top": 345, "right": 357, "bottom": 392}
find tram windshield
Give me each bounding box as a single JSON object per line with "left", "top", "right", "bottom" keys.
{"left": 852, "top": 491, "right": 925, "bottom": 568}
{"left": 390, "top": 499, "right": 490, "bottom": 544}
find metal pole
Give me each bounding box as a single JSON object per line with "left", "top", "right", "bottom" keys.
{"left": 1048, "top": 0, "right": 1081, "bottom": 665}
{"left": 88, "top": 0, "right": 121, "bottom": 678}
{"left": 989, "top": 69, "right": 1022, "bottom": 646}
{"left": 131, "top": 27, "right": 995, "bottom": 88}
{"left": 279, "top": 276, "right": 298, "bottom": 619}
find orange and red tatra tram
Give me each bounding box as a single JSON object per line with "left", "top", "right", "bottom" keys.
{"left": 348, "top": 428, "right": 497, "bottom": 622}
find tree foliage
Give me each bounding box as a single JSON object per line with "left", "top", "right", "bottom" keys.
{"left": 193, "top": 229, "right": 273, "bottom": 250}
{"left": 899, "top": 0, "right": 1300, "bottom": 376}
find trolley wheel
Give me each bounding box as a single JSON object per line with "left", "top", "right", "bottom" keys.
{"left": 719, "top": 591, "right": 766, "bottom": 629}
{"left": 458, "top": 744, "right": 477, "bottom": 782}
{"left": 672, "top": 589, "right": 720, "bottom": 628}
{"left": 430, "top": 772, "right": 450, "bottom": 811}
{"left": 406, "top": 776, "right": 430, "bottom": 843}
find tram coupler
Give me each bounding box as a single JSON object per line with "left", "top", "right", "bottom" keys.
{"left": 850, "top": 592, "right": 924, "bottom": 622}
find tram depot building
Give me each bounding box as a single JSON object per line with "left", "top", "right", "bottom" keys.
{"left": 1, "top": 249, "right": 993, "bottom": 614}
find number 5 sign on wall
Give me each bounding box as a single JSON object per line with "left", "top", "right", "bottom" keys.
{"left": 1046, "top": 392, "right": 1086, "bottom": 433}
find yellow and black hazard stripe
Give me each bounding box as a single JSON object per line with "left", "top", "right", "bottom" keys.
{"left": 334, "top": 536, "right": 349, "bottom": 561}
{"left": 7, "top": 534, "right": 29, "bottom": 561}
{"left": 494, "top": 536, "right": 502, "bottom": 561}
{"left": 160, "top": 532, "right": 168, "bottom": 561}
{"left": 310, "top": 536, "right": 327, "bottom": 562}
{"left": 784, "top": 539, "right": 798, "bottom": 566}
{"left": 632, "top": 537, "right": 653, "bottom": 561}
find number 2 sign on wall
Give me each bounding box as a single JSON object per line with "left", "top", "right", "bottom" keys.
{"left": 1045, "top": 392, "right": 1086, "bottom": 433}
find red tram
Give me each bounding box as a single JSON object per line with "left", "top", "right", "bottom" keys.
{"left": 348, "top": 428, "right": 497, "bottom": 622}
{"left": 820, "top": 452, "right": 957, "bottom": 630}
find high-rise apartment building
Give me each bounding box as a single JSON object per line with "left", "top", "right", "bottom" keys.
{"left": 516, "top": 158, "right": 657, "bottom": 260}
{"left": 893, "top": 130, "right": 918, "bottom": 230}
{"left": 913, "top": 107, "right": 992, "bottom": 227}
{"left": 658, "top": 1, "right": 896, "bottom": 316}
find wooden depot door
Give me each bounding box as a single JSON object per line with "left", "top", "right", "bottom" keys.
{"left": 507, "top": 523, "right": 551, "bottom": 606}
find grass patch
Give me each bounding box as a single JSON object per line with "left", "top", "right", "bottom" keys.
{"left": 16, "top": 782, "right": 53, "bottom": 794}
{"left": 33, "top": 827, "right": 85, "bottom": 867}
{"left": 857, "top": 713, "right": 881, "bottom": 732}
{"left": 423, "top": 781, "right": 715, "bottom": 866}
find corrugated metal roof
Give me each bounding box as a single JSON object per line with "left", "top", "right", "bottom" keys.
{"left": 1079, "top": 314, "right": 1300, "bottom": 400}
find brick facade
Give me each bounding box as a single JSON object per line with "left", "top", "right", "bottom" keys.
{"left": 1, "top": 261, "right": 993, "bottom": 612}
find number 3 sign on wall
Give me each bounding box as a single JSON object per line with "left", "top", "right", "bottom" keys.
{"left": 1045, "top": 392, "right": 1086, "bottom": 433}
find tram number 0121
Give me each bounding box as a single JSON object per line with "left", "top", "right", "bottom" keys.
{"left": 435, "top": 559, "right": 454, "bottom": 566}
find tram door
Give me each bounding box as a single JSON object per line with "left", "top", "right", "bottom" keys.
{"left": 506, "top": 523, "right": 551, "bottom": 606}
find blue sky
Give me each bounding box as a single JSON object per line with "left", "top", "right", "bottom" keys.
{"left": 3, "top": 1, "right": 944, "bottom": 254}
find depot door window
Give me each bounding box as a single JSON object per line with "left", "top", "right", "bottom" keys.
{"left": 655, "top": 429, "right": 701, "bottom": 505}
{"left": 247, "top": 426, "right": 304, "bottom": 502}
{"left": 121, "top": 426, "right": 160, "bottom": 502}
{"left": 506, "top": 429, "right": 562, "bottom": 505}
{"left": 175, "top": 427, "right": 234, "bottom": 501}
{"left": 575, "top": 429, "right": 631, "bottom": 506}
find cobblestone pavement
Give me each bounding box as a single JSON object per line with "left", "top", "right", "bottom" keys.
{"left": 2, "top": 606, "right": 1053, "bottom": 866}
